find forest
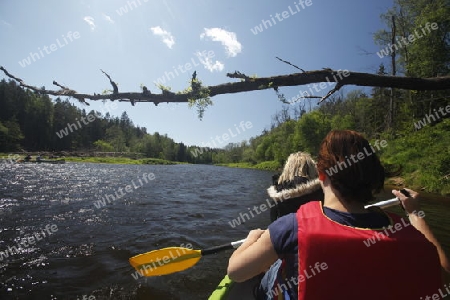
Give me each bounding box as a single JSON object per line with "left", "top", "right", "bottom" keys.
{"left": 0, "top": 81, "right": 213, "bottom": 164}
{"left": 0, "top": 0, "right": 449, "bottom": 194}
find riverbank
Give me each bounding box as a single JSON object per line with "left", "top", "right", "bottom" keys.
{"left": 218, "top": 161, "right": 449, "bottom": 196}
{"left": 0, "top": 153, "right": 180, "bottom": 165}
{"left": 216, "top": 161, "right": 280, "bottom": 171}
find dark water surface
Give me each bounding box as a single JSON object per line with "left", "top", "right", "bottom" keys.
{"left": 0, "top": 163, "right": 449, "bottom": 300}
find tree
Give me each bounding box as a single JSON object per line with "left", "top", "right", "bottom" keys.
{"left": 373, "top": 0, "right": 450, "bottom": 134}
{"left": 0, "top": 119, "right": 23, "bottom": 151}
{"left": 93, "top": 140, "right": 114, "bottom": 152}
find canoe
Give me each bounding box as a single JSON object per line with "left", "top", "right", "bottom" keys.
{"left": 37, "top": 159, "right": 65, "bottom": 164}
{"left": 208, "top": 275, "right": 261, "bottom": 300}
{"left": 18, "top": 159, "right": 66, "bottom": 164}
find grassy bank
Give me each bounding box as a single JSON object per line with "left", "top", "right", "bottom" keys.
{"left": 217, "top": 160, "right": 281, "bottom": 171}
{"left": 380, "top": 119, "right": 450, "bottom": 196}
{"left": 0, "top": 154, "right": 180, "bottom": 166}
{"left": 218, "top": 120, "right": 450, "bottom": 196}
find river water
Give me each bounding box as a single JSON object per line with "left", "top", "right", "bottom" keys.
{"left": 0, "top": 163, "right": 449, "bottom": 300}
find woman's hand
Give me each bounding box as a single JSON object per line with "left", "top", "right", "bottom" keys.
{"left": 391, "top": 188, "right": 420, "bottom": 215}
{"left": 392, "top": 188, "right": 450, "bottom": 274}
{"left": 245, "top": 229, "right": 265, "bottom": 244}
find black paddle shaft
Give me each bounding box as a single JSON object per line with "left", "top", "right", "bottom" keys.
{"left": 201, "top": 243, "right": 235, "bottom": 256}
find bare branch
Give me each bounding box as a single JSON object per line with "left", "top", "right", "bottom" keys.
{"left": 100, "top": 69, "right": 119, "bottom": 95}
{"left": 275, "top": 57, "right": 306, "bottom": 72}
{"left": 319, "top": 82, "right": 344, "bottom": 103}
{"left": 356, "top": 46, "right": 375, "bottom": 56}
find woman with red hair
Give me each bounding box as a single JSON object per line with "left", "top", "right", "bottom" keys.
{"left": 227, "top": 130, "right": 449, "bottom": 300}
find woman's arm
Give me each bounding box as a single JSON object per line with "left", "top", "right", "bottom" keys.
{"left": 227, "top": 229, "right": 278, "bottom": 282}
{"left": 392, "top": 189, "right": 450, "bottom": 274}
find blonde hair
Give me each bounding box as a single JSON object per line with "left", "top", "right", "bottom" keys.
{"left": 277, "top": 152, "right": 318, "bottom": 184}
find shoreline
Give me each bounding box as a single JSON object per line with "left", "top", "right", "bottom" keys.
{"left": 0, "top": 153, "right": 180, "bottom": 166}
{"left": 217, "top": 162, "right": 449, "bottom": 196}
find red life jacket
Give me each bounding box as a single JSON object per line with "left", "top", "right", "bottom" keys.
{"left": 296, "top": 201, "right": 442, "bottom": 300}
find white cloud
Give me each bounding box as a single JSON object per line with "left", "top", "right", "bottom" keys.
{"left": 102, "top": 13, "right": 114, "bottom": 24}
{"left": 1, "top": 20, "right": 12, "bottom": 27}
{"left": 200, "top": 28, "right": 242, "bottom": 57}
{"left": 83, "top": 16, "right": 96, "bottom": 31}
{"left": 196, "top": 51, "right": 224, "bottom": 72}
{"left": 150, "top": 26, "right": 175, "bottom": 49}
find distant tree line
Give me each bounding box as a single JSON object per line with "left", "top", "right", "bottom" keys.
{"left": 0, "top": 79, "right": 221, "bottom": 164}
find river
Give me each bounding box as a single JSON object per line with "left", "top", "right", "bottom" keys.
{"left": 0, "top": 163, "right": 449, "bottom": 299}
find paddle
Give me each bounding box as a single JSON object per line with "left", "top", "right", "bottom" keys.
{"left": 129, "top": 197, "right": 401, "bottom": 277}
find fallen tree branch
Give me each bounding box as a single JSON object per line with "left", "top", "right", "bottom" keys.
{"left": 1, "top": 66, "right": 450, "bottom": 107}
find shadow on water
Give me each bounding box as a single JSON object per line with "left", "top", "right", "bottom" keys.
{"left": 0, "top": 163, "right": 449, "bottom": 299}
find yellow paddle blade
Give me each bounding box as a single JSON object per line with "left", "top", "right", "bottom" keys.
{"left": 129, "top": 247, "right": 202, "bottom": 276}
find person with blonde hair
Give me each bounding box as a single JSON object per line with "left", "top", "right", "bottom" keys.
{"left": 256, "top": 151, "right": 324, "bottom": 299}
{"left": 267, "top": 152, "right": 324, "bottom": 222}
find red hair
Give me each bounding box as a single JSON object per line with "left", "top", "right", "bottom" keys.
{"left": 317, "top": 130, "right": 384, "bottom": 203}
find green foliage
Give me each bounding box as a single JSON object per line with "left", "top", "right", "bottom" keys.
{"left": 254, "top": 160, "right": 281, "bottom": 171}
{"left": 156, "top": 84, "right": 171, "bottom": 92}
{"left": 93, "top": 140, "right": 114, "bottom": 152}
{"left": 178, "top": 77, "right": 212, "bottom": 120}
{"left": 0, "top": 119, "right": 24, "bottom": 151}
{"left": 215, "top": 87, "right": 449, "bottom": 194}
{"left": 381, "top": 119, "right": 450, "bottom": 194}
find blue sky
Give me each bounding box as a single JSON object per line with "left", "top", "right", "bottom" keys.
{"left": 0, "top": 0, "right": 394, "bottom": 147}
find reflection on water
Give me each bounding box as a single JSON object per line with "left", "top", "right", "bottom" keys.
{"left": 0, "top": 163, "right": 449, "bottom": 299}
